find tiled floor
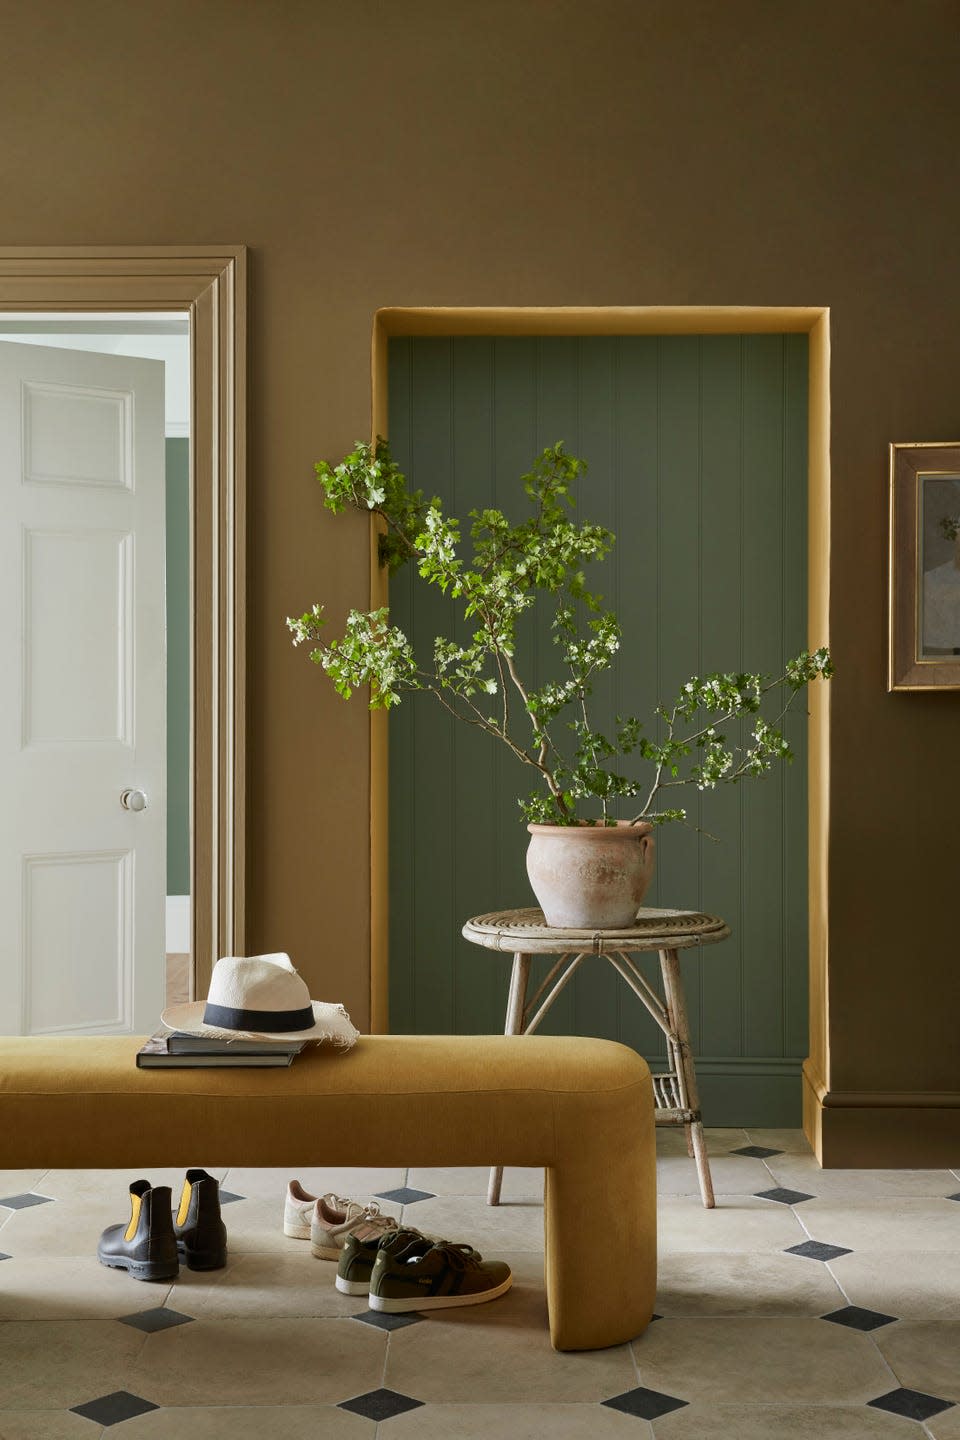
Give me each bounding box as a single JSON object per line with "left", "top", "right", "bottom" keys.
{"left": 1, "top": 1131, "right": 958, "bottom": 1437}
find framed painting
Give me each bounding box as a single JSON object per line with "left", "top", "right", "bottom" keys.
{"left": 889, "top": 441, "right": 960, "bottom": 690}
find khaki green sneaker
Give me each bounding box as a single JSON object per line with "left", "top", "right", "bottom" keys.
{"left": 369, "top": 1234, "right": 512, "bottom": 1313}
{"left": 335, "top": 1227, "right": 428, "bottom": 1296}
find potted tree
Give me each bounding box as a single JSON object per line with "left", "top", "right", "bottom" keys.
{"left": 289, "top": 439, "right": 831, "bottom": 929}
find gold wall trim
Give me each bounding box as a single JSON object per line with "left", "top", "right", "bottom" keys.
{"left": 0, "top": 245, "right": 247, "bottom": 995}
{"left": 369, "top": 305, "right": 830, "bottom": 1044}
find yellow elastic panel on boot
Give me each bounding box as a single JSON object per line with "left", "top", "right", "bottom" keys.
{"left": 176, "top": 1176, "right": 193, "bottom": 1227}
{"left": 124, "top": 1192, "right": 142, "bottom": 1242}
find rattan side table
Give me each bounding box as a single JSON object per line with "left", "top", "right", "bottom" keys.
{"left": 462, "top": 905, "right": 731, "bottom": 1209}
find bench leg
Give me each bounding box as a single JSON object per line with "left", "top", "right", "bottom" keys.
{"left": 544, "top": 1079, "right": 657, "bottom": 1349}
{"left": 488, "top": 951, "right": 531, "bottom": 1206}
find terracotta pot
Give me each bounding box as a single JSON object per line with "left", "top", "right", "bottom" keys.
{"left": 525, "top": 820, "right": 655, "bottom": 929}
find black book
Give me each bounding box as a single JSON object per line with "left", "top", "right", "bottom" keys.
{"left": 136, "top": 1031, "right": 305, "bottom": 1069}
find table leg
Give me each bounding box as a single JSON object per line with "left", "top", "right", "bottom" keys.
{"left": 659, "top": 946, "right": 715, "bottom": 1209}
{"left": 488, "top": 951, "right": 531, "bottom": 1206}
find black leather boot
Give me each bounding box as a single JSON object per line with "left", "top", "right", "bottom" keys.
{"left": 173, "top": 1168, "right": 228, "bottom": 1270}
{"left": 98, "top": 1179, "right": 179, "bottom": 1281}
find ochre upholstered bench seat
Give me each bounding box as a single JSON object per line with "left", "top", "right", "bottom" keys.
{"left": 0, "top": 1032, "right": 656, "bottom": 1351}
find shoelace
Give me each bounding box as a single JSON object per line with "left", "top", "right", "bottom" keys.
{"left": 359, "top": 1206, "right": 398, "bottom": 1232}
{"left": 430, "top": 1241, "right": 481, "bottom": 1270}
{"left": 320, "top": 1193, "right": 394, "bottom": 1225}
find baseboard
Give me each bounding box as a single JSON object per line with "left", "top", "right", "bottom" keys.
{"left": 646, "top": 1054, "right": 804, "bottom": 1128}
{"left": 802, "top": 1060, "right": 960, "bottom": 1167}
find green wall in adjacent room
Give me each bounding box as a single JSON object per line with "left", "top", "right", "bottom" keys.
{"left": 166, "top": 437, "right": 190, "bottom": 898}
{"left": 387, "top": 334, "right": 809, "bottom": 1127}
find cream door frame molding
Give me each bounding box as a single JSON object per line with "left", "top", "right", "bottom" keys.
{"left": 368, "top": 306, "right": 831, "bottom": 1128}
{"left": 0, "top": 245, "right": 247, "bottom": 994}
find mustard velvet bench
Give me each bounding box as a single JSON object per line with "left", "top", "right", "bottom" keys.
{"left": 0, "top": 1031, "right": 656, "bottom": 1351}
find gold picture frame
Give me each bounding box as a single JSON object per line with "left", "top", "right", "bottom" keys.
{"left": 889, "top": 441, "right": 960, "bottom": 690}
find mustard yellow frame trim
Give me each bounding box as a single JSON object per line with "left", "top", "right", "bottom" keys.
{"left": 369, "top": 306, "right": 831, "bottom": 1127}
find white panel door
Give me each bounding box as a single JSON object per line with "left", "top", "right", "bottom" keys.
{"left": 0, "top": 341, "right": 167, "bottom": 1034}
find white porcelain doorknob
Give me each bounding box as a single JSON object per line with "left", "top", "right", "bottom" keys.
{"left": 120, "top": 788, "right": 148, "bottom": 812}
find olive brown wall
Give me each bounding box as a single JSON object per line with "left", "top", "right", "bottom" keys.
{"left": 3, "top": 0, "right": 957, "bottom": 1158}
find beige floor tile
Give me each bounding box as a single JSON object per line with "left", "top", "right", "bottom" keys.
{"left": 385, "top": 1313, "right": 637, "bottom": 1403}
{"left": 928, "top": 1407, "right": 960, "bottom": 1440}
{"left": 169, "top": 1252, "right": 367, "bottom": 1318}
{"left": 208, "top": 1198, "right": 295, "bottom": 1254}
{"left": 631, "top": 1318, "right": 891, "bottom": 1403}
{"left": 657, "top": 1155, "right": 772, "bottom": 1196}
{"left": 0, "top": 1320, "right": 145, "bottom": 1408}
{"left": 656, "top": 1251, "right": 845, "bottom": 1317}
{"left": 654, "top": 1402, "right": 922, "bottom": 1439}
{"left": 765, "top": 1154, "right": 959, "bottom": 1199}
{"left": 128, "top": 1318, "right": 385, "bottom": 1405}
{"left": 0, "top": 1195, "right": 128, "bottom": 1259}
{"left": 0, "top": 1414, "right": 98, "bottom": 1440}
{"left": 0, "top": 1173, "right": 48, "bottom": 1200}
{"left": 408, "top": 1166, "right": 544, "bottom": 1200}
{"left": 800, "top": 1197, "right": 960, "bottom": 1252}
{"left": 400, "top": 1192, "right": 544, "bottom": 1251}
{"left": 656, "top": 1128, "right": 747, "bottom": 1157}
{"left": 743, "top": 1128, "right": 813, "bottom": 1155}
{"left": 223, "top": 1167, "right": 405, "bottom": 1202}
{"left": 657, "top": 1194, "right": 807, "bottom": 1253}
{"left": 38, "top": 1169, "right": 228, "bottom": 1201}
{"left": 0, "top": 1256, "right": 173, "bottom": 1320}
{"left": 875, "top": 1323, "right": 960, "bottom": 1403}
{"left": 0, "top": 1198, "right": 123, "bottom": 1255}
{"left": 830, "top": 1251, "right": 960, "bottom": 1322}
{"left": 116, "top": 1405, "right": 374, "bottom": 1438}
{"left": 388, "top": 1404, "right": 652, "bottom": 1438}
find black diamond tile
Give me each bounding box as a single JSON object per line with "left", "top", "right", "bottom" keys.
{"left": 650, "top": 1312, "right": 663, "bottom": 1322}
{"left": 352, "top": 1308, "right": 424, "bottom": 1332}
{"left": 868, "top": 1387, "right": 955, "bottom": 1422}
{"left": 118, "top": 1306, "right": 195, "bottom": 1333}
{"left": 339, "top": 1388, "right": 424, "bottom": 1421}
{"left": 0, "top": 1192, "right": 54, "bottom": 1211}
{"left": 0, "top": 1253, "right": 10, "bottom": 1261}
{"left": 821, "top": 1305, "right": 897, "bottom": 1332}
{"left": 785, "top": 1240, "right": 853, "bottom": 1262}
{"left": 755, "top": 1186, "right": 814, "bottom": 1205}
{"left": 374, "top": 1187, "right": 434, "bottom": 1205}
{"left": 217, "top": 1189, "right": 244, "bottom": 1204}
{"left": 731, "top": 1145, "right": 784, "bottom": 1158}
{"left": 948, "top": 1192, "right": 960, "bottom": 1203}
{"left": 70, "top": 1391, "right": 159, "bottom": 1426}
{"left": 603, "top": 1386, "right": 688, "bottom": 1421}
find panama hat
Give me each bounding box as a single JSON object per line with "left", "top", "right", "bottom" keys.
{"left": 161, "top": 952, "right": 359, "bottom": 1046}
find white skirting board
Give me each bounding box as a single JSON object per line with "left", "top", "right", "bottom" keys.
{"left": 166, "top": 895, "right": 191, "bottom": 954}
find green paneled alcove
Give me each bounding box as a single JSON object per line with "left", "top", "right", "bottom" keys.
{"left": 387, "top": 335, "right": 808, "bottom": 1125}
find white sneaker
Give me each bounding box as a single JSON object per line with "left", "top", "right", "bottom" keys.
{"left": 284, "top": 1179, "right": 323, "bottom": 1239}
{"left": 283, "top": 1180, "right": 399, "bottom": 1259}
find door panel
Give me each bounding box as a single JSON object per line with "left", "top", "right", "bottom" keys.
{"left": 387, "top": 334, "right": 809, "bottom": 1125}
{"left": 24, "top": 528, "right": 133, "bottom": 745}
{"left": 0, "top": 340, "right": 166, "bottom": 1035}
{"left": 23, "top": 850, "right": 132, "bottom": 1033}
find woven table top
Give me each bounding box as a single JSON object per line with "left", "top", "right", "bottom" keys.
{"left": 462, "top": 906, "right": 730, "bottom": 954}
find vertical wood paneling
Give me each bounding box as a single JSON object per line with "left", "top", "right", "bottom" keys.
{"left": 388, "top": 335, "right": 808, "bottom": 1119}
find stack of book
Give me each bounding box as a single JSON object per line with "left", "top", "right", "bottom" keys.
{"left": 136, "top": 1030, "right": 306, "bottom": 1069}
